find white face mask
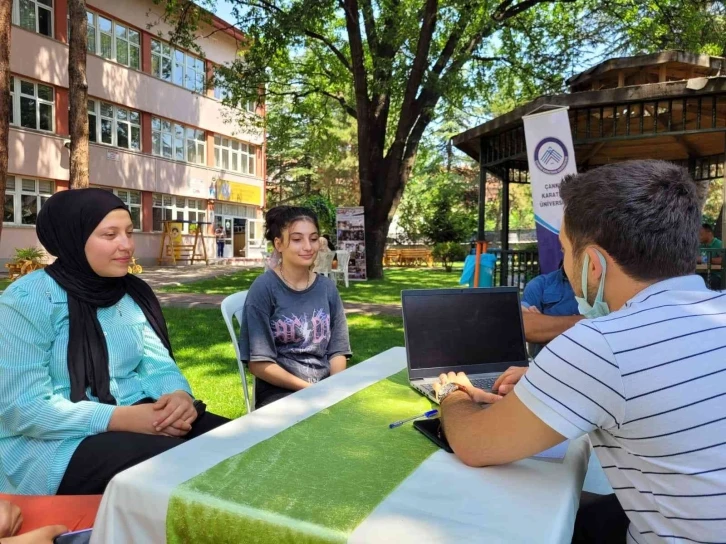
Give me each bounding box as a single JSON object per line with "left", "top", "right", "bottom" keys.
{"left": 575, "top": 250, "right": 610, "bottom": 318}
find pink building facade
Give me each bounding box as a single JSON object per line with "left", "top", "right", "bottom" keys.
{"left": 3, "top": 0, "right": 267, "bottom": 265}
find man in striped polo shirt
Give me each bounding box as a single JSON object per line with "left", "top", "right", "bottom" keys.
{"left": 437, "top": 160, "right": 725, "bottom": 544}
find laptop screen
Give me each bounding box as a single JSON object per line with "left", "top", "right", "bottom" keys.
{"left": 402, "top": 288, "right": 527, "bottom": 374}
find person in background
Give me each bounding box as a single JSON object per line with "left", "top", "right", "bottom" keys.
{"left": 0, "top": 494, "right": 101, "bottom": 543}
{"left": 521, "top": 260, "right": 581, "bottom": 355}
{"left": 698, "top": 223, "right": 722, "bottom": 290}
{"left": 239, "top": 206, "right": 351, "bottom": 408}
{"left": 322, "top": 234, "right": 336, "bottom": 253}
{"left": 313, "top": 236, "right": 333, "bottom": 274}
{"left": 215, "top": 224, "right": 225, "bottom": 259}
{"left": 493, "top": 261, "right": 582, "bottom": 394}
{"left": 0, "top": 189, "right": 228, "bottom": 497}
{"left": 436, "top": 160, "right": 726, "bottom": 544}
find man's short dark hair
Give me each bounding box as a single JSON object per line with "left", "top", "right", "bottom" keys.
{"left": 702, "top": 223, "right": 714, "bottom": 232}
{"left": 560, "top": 160, "right": 706, "bottom": 282}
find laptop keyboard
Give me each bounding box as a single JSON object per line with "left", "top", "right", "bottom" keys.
{"left": 420, "top": 376, "right": 498, "bottom": 395}
{"left": 471, "top": 377, "right": 498, "bottom": 391}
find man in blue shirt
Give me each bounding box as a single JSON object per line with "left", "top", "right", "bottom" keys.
{"left": 521, "top": 262, "right": 582, "bottom": 358}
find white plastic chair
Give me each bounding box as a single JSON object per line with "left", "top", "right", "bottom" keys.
{"left": 221, "top": 290, "right": 255, "bottom": 413}
{"left": 330, "top": 250, "right": 351, "bottom": 287}
{"left": 313, "top": 250, "right": 335, "bottom": 277}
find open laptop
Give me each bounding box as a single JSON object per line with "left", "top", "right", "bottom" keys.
{"left": 402, "top": 287, "right": 529, "bottom": 404}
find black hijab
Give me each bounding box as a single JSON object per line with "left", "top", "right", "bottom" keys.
{"left": 37, "top": 188, "right": 174, "bottom": 405}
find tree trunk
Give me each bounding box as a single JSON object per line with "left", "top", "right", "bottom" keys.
{"left": 360, "top": 146, "right": 409, "bottom": 279}
{"left": 364, "top": 215, "right": 391, "bottom": 279}
{"left": 0, "top": 0, "right": 11, "bottom": 245}
{"left": 68, "top": 0, "right": 90, "bottom": 189}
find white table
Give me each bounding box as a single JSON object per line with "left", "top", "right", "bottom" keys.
{"left": 91, "top": 348, "right": 591, "bottom": 544}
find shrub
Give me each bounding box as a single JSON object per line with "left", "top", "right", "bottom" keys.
{"left": 13, "top": 247, "right": 46, "bottom": 262}
{"left": 432, "top": 242, "right": 467, "bottom": 272}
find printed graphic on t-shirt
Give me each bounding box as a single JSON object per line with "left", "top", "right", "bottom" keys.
{"left": 272, "top": 310, "right": 331, "bottom": 353}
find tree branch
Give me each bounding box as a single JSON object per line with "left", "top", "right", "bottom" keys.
{"left": 360, "top": 0, "right": 379, "bottom": 56}
{"left": 493, "top": 0, "right": 576, "bottom": 22}
{"left": 303, "top": 29, "right": 353, "bottom": 73}
{"left": 238, "top": 0, "right": 353, "bottom": 73}
{"left": 398, "top": 0, "right": 438, "bottom": 126}
{"left": 319, "top": 90, "right": 359, "bottom": 118}
{"left": 342, "top": 0, "right": 371, "bottom": 126}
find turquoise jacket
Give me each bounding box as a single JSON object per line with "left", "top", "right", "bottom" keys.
{"left": 0, "top": 270, "right": 192, "bottom": 495}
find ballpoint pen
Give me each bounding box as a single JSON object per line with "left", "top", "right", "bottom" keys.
{"left": 389, "top": 409, "right": 439, "bottom": 429}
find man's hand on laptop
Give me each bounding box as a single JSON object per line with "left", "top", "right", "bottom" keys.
{"left": 433, "top": 372, "right": 503, "bottom": 404}
{"left": 492, "top": 366, "right": 527, "bottom": 395}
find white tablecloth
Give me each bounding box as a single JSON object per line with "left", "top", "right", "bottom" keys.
{"left": 91, "top": 347, "right": 591, "bottom": 543}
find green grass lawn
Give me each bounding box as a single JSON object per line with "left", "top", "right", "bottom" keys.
{"left": 165, "top": 308, "right": 403, "bottom": 419}
{"left": 161, "top": 265, "right": 464, "bottom": 305}
{"left": 0, "top": 278, "right": 10, "bottom": 292}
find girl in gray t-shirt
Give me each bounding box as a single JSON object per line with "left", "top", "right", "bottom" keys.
{"left": 239, "top": 206, "right": 351, "bottom": 408}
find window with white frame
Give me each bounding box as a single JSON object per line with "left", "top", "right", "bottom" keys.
{"left": 213, "top": 73, "right": 258, "bottom": 114}
{"left": 152, "top": 194, "right": 205, "bottom": 232}
{"left": 87, "top": 99, "right": 141, "bottom": 150}
{"left": 10, "top": 77, "right": 54, "bottom": 132}
{"left": 151, "top": 39, "right": 204, "bottom": 93}
{"left": 151, "top": 40, "right": 172, "bottom": 82}
{"left": 12, "top": 0, "right": 53, "bottom": 37}
{"left": 213, "top": 81, "right": 229, "bottom": 102}
{"left": 91, "top": 186, "right": 143, "bottom": 230}
{"left": 3, "top": 176, "right": 53, "bottom": 225}
{"left": 151, "top": 118, "right": 205, "bottom": 165}
{"left": 84, "top": 11, "right": 141, "bottom": 69}
{"left": 115, "top": 189, "right": 142, "bottom": 230}
{"left": 214, "top": 135, "right": 256, "bottom": 175}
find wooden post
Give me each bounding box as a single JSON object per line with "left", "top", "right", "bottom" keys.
{"left": 199, "top": 223, "right": 209, "bottom": 264}
{"left": 659, "top": 64, "right": 667, "bottom": 83}
{"left": 618, "top": 70, "right": 625, "bottom": 88}
{"left": 474, "top": 137, "right": 487, "bottom": 288}
{"left": 157, "top": 222, "right": 168, "bottom": 265}
{"left": 191, "top": 228, "right": 199, "bottom": 265}
{"left": 501, "top": 168, "right": 510, "bottom": 285}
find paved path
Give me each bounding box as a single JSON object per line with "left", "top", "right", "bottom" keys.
{"left": 3, "top": 265, "right": 402, "bottom": 317}
{"left": 156, "top": 291, "right": 401, "bottom": 317}
{"left": 140, "top": 264, "right": 256, "bottom": 289}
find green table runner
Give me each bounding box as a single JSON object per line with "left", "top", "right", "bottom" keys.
{"left": 167, "top": 370, "right": 438, "bottom": 544}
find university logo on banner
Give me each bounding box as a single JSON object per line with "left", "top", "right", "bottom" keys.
{"left": 523, "top": 108, "right": 578, "bottom": 274}
{"left": 533, "top": 137, "right": 569, "bottom": 175}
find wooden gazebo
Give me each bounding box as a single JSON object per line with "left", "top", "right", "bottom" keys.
{"left": 453, "top": 51, "right": 726, "bottom": 285}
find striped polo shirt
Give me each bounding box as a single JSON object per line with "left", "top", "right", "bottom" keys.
{"left": 515, "top": 275, "right": 726, "bottom": 544}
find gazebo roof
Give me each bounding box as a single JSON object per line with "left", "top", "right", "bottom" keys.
{"left": 565, "top": 51, "right": 725, "bottom": 90}
{"left": 453, "top": 52, "right": 726, "bottom": 164}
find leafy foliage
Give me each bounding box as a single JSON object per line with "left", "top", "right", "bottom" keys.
{"left": 206, "top": 0, "right": 593, "bottom": 277}
{"left": 299, "top": 193, "right": 337, "bottom": 239}
{"left": 12, "top": 247, "right": 46, "bottom": 262}
{"left": 432, "top": 241, "right": 467, "bottom": 272}
{"left": 265, "top": 90, "right": 359, "bottom": 208}
{"left": 420, "top": 185, "right": 474, "bottom": 245}
{"left": 593, "top": 1, "right": 726, "bottom": 57}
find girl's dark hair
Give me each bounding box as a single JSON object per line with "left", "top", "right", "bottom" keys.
{"left": 264, "top": 206, "right": 320, "bottom": 242}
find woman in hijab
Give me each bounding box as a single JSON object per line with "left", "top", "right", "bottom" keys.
{"left": 0, "top": 189, "right": 229, "bottom": 496}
